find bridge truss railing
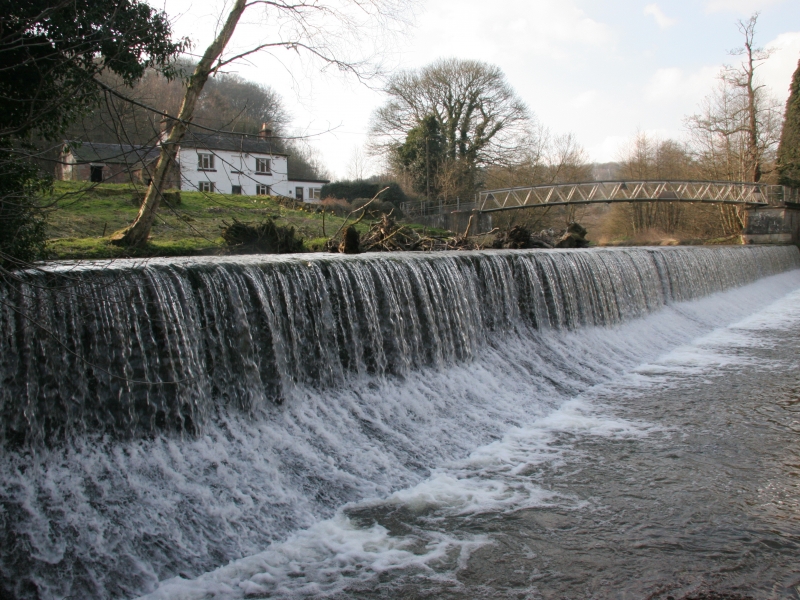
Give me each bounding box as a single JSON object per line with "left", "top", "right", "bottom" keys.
{"left": 476, "top": 181, "right": 798, "bottom": 212}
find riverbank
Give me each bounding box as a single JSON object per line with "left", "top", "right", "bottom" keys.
{"left": 44, "top": 181, "right": 408, "bottom": 260}
{"left": 42, "top": 181, "right": 746, "bottom": 261}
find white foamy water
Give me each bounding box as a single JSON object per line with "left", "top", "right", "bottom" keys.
{"left": 130, "top": 269, "right": 800, "bottom": 600}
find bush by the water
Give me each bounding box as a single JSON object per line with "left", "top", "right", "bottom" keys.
{"left": 221, "top": 218, "right": 304, "bottom": 254}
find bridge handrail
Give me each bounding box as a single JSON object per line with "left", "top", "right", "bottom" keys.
{"left": 400, "top": 181, "right": 799, "bottom": 217}
{"left": 474, "top": 179, "right": 788, "bottom": 194}
{"left": 476, "top": 180, "right": 797, "bottom": 212}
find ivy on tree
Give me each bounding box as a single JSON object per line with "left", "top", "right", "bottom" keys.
{"left": 393, "top": 115, "right": 445, "bottom": 198}
{"left": 778, "top": 59, "right": 800, "bottom": 188}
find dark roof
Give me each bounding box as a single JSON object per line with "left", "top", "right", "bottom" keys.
{"left": 179, "top": 132, "right": 288, "bottom": 156}
{"left": 290, "top": 178, "right": 330, "bottom": 184}
{"left": 65, "top": 141, "right": 159, "bottom": 166}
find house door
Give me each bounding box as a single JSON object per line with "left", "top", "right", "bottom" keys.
{"left": 295, "top": 186, "right": 304, "bottom": 201}
{"left": 90, "top": 165, "right": 104, "bottom": 183}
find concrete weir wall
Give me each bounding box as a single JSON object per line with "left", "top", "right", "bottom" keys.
{"left": 743, "top": 205, "right": 800, "bottom": 245}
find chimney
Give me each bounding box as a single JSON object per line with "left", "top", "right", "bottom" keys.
{"left": 259, "top": 123, "right": 272, "bottom": 139}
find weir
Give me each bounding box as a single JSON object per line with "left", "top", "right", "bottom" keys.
{"left": 1, "top": 246, "right": 798, "bottom": 446}
{"left": 3, "top": 246, "right": 800, "bottom": 600}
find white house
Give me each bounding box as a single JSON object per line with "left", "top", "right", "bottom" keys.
{"left": 286, "top": 178, "right": 330, "bottom": 203}
{"left": 178, "top": 130, "right": 291, "bottom": 196}
{"left": 61, "top": 125, "right": 329, "bottom": 200}
{"left": 177, "top": 127, "right": 328, "bottom": 199}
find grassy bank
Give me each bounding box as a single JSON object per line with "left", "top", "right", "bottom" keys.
{"left": 44, "top": 182, "right": 377, "bottom": 260}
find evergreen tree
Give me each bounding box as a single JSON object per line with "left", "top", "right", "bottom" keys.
{"left": 777, "top": 59, "right": 800, "bottom": 188}
{"left": 0, "top": 0, "right": 184, "bottom": 265}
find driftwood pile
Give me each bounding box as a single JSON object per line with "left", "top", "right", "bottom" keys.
{"left": 490, "top": 222, "right": 589, "bottom": 250}
{"left": 326, "top": 215, "right": 591, "bottom": 255}
{"left": 332, "top": 215, "right": 483, "bottom": 254}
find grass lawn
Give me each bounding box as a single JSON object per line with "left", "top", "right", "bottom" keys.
{"left": 44, "top": 181, "right": 376, "bottom": 260}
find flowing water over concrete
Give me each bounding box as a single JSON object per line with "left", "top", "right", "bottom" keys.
{"left": 1, "top": 247, "right": 799, "bottom": 599}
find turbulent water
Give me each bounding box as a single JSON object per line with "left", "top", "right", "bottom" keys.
{"left": 1, "top": 246, "right": 799, "bottom": 599}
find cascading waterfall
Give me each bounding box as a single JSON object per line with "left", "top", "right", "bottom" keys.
{"left": 1, "top": 245, "right": 800, "bottom": 600}
{"left": 1, "top": 246, "right": 798, "bottom": 446}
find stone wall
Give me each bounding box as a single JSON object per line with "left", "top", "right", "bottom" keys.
{"left": 743, "top": 205, "right": 800, "bottom": 245}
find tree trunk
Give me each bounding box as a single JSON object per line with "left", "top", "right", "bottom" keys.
{"left": 744, "top": 44, "right": 762, "bottom": 183}
{"left": 111, "top": 0, "right": 247, "bottom": 247}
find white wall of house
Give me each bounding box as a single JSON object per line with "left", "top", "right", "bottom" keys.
{"left": 286, "top": 181, "right": 325, "bottom": 203}
{"left": 178, "top": 147, "right": 290, "bottom": 196}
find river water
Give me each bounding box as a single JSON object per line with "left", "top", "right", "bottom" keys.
{"left": 135, "top": 268, "right": 800, "bottom": 600}
{"left": 2, "top": 249, "right": 799, "bottom": 599}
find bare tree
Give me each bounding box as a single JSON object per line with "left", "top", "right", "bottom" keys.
{"left": 112, "top": 0, "right": 412, "bottom": 247}
{"left": 483, "top": 127, "right": 591, "bottom": 190}
{"left": 110, "top": 0, "right": 249, "bottom": 247}
{"left": 685, "top": 13, "right": 782, "bottom": 184}
{"left": 725, "top": 13, "right": 775, "bottom": 182}
{"left": 615, "top": 132, "right": 698, "bottom": 234}
{"left": 347, "top": 145, "right": 368, "bottom": 180}
{"left": 370, "top": 58, "right": 532, "bottom": 196}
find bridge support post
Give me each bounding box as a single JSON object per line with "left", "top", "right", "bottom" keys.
{"left": 743, "top": 202, "right": 800, "bottom": 245}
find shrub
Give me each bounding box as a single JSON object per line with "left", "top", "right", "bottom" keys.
{"left": 320, "top": 198, "right": 352, "bottom": 217}
{"left": 320, "top": 180, "right": 407, "bottom": 206}
{"left": 351, "top": 198, "right": 403, "bottom": 219}
{"left": 220, "top": 218, "right": 304, "bottom": 254}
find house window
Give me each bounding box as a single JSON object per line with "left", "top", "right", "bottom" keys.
{"left": 256, "top": 184, "right": 270, "bottom": 196}
{"left": 90, "top": 165, "right": 104, "bottom": 183}
{"left": 197, "top": 153, "right": 215, "bottom": 170}
{"left": 295, "top": 186, "right": 304, "bottom": 201}
{"left": 310, "top": 188, "right": 321, "bottom": 200}
{"left": 231, "top": 185, "right": 242, "bottom": 195}
{"left": 255, "top": 157, "right": 270, "bottom": 174}
{"left": 199, "top": 181, "right": 215, "bottom": 193}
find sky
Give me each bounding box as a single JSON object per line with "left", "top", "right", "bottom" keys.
{"left": 159, "top": 0, "right": 800, "bottom": 179}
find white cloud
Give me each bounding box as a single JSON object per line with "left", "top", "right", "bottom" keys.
{"left": 762, "top": 32, "right": 800, "bottom": 101}
{"left": 644, "top": 66, "right": 720, "bottom": 104}
{"left": 406, "top": 0, "right": 614, "bottom": 65}
{"left": 570, "top": 90, "right": 599, "bottom": 109}
{"left": 705, "top": 0, "right": 785, "bottom": 14}
{"left": 643, "top": 4, "right": 677, "bottom": 29}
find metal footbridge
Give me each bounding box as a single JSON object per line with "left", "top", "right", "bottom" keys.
{"left": 401, "top": 181, "right": 799, "bottom": 217}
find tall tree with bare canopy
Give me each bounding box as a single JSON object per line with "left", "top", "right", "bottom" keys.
{"left": 777, "top": 59, "right": 800, "bottom": 188}
{"left": 685, "top": 13, "right": 782, "bottom": 185}
{"left": 110, "top": 0, "right": 248, "bottom": 247}
{"left": 371, "top": 58, "right": 532, "bottom": 199}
